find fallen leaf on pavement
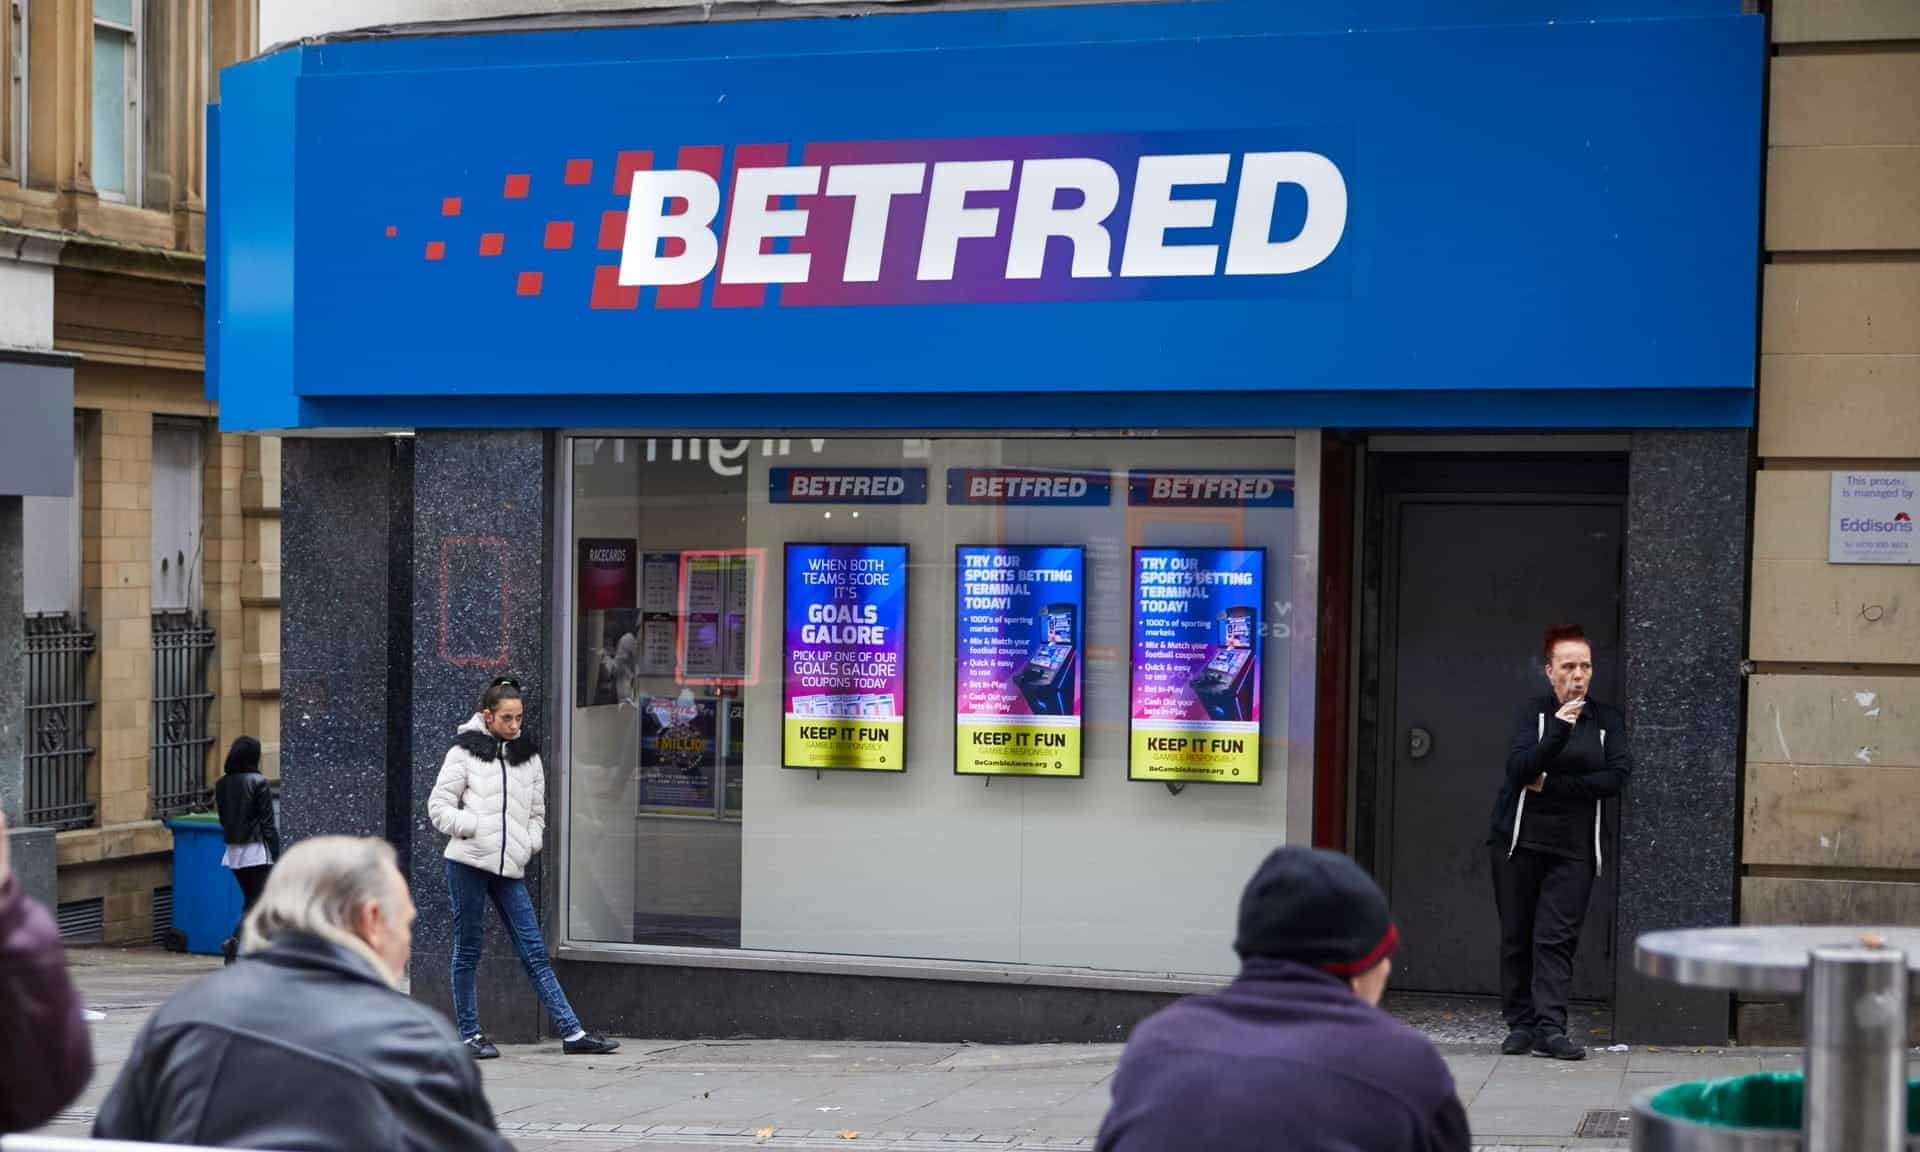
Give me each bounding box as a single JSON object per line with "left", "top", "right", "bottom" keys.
{"left": 839, "top": 1131, "right": 862, "bottom": 1140}
{"left": 755, "top": 1128, "right": 775, "bottom": 1143}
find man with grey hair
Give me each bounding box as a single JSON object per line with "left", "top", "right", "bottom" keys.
{"left": 94, "top": 836, "right": 510, "bottom": 1151}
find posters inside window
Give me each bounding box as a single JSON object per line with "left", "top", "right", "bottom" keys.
{"left": 954, "top": 545, "right": 1085, "bottom": 777}
{"left": 639, "top": 552, "right": 680, "bottom": 676}
{"left": 1129, "top": 547, "right": 1264, "bottom": 784}
{"left": 578, "top": 539, "right": 640, "bottom": 705}
{"left": 783, "top": 542, "right": 909, "bottom": 771}
{"left": 678, "top": 551, "right": 763, "bottom": 684}
{"left": 639, "top": 695, "right": 719, "bottom": 815}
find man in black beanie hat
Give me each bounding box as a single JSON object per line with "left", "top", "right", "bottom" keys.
{"left": 1095, "top": 847, "right": 1470, "bottom": 1152}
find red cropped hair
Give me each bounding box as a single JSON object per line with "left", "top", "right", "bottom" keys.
{"left": 1541, "top": 624, "right": 1588, "bottom": 663}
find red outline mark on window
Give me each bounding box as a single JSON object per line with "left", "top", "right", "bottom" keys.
{"left": 440, "top": 536, "right": 512, "bottom": 668}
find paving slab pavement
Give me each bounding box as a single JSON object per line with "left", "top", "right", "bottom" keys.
{"left": 22, "top": 946, "right": 1853, "bottom": 1152}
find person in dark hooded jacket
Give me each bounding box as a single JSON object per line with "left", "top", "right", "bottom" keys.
{"left": 1096, "top": 847, "right": 1470, "bottom": 1152}
{"left": 215, "top": 735, "right": 281, "bottom": 964}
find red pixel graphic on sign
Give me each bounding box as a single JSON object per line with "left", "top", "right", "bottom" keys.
{"left": 394, "top": 147, "right": 764, "bottom": 309}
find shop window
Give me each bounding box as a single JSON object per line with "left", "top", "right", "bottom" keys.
{"left": 91, "top": 0, "right": 138, "bottom": 202}
{"left": 565, "top": 435, "right": 1298, "bottom": 978}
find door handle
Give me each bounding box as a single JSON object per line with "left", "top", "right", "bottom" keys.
{"left": 1408, "top": 727, "right": 1432, "bottom": 760}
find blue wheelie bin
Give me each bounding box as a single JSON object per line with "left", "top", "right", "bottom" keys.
{"left": 164, "top": 812, "right": 243, "bottom": 956}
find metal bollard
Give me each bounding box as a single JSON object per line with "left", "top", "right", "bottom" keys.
{"left": 1804, "top": 944, "right": 1909, "bottom": 1152}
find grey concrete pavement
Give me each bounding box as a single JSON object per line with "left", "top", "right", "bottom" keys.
{"left": 28, "top": 946, "right": 1818, "bottom": 1151}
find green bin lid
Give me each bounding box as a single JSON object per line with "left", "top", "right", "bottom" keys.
{"left": 1652, "top": 1073, "right": 1920, "bottom": 1133}
{"left": 164, "top": 812, "right": 222, "bottom": 828}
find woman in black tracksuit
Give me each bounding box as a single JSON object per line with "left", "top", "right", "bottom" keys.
{"left": 1487, "top": 624, "right": 1632, "bottom": 1061}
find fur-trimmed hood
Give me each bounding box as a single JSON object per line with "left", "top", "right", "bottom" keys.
{"left": 452, "top": 713, "right": 539, "bottom": 766}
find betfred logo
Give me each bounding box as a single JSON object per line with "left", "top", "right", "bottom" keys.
{"left": 946, "top": 468, "right": 1111, "bottom": 506}
{"left": 1128, "top": 470, "right": 1295, "bottom": 508}
{"left": 617, "top": 133, "right": 1347, "bottom": 305}
{"left": 769, "top": 467, "right": 930, "bottom": 504}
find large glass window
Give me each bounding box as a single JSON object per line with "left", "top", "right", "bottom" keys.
{"left": 91, "top": 0, "right": 137, "bottom": 202}
{"left": 565, "top": 435, "right": 1299, "bottom": 978}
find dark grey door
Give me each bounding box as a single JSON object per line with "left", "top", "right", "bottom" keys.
{"left": 1381, "top": 497, "right": 1623, "bottom": 998}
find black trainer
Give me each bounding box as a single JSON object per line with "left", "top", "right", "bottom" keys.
{"left": 1532, "top": 1032, "right": 1586, "bottom": 1061}
{"left": 464, "top": 1034, "right": 500, "bottom": 1060}
{"left": 563, "top": 1033, "right": 620, "bottom": 1056}
{"left": 1500, "top": 1027, "right": 1534, "bottom": 1056}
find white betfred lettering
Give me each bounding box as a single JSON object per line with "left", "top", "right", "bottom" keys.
{"left": 979, "top": 475, "right": 1087, "bottom": 499}
{"left": 826, "top": 163, "right": 927, "bottom": 283}
{"left": 619, "top": 169, "right": 723, "bottom": 287}
{"left": 618, "top": 149, "right": 1346, "bottom": 291}
{"left": 1005, "top": 157, "right": 1119, "bottom": 280}
{"left": 1119, "top": 153, "right": 1230, "bottom": 278}
{"left": 917, "top": 160, "right": 1015, "bottom": 282}
{"left": 1146, "top": 475, "right": 1277, "bottom": 502}
{"left": 788, "top": 474, "right": 904, "bottom": 499}
{"left": 722, "top": 165, "right": 821, "bottom": 285}
{"left": 1225, "top": 152, "right": 1347, "bottom": 276}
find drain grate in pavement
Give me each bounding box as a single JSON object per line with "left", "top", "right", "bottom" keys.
{"left": 1575, "top": 1108, "right": 1632, "bottom": 1138}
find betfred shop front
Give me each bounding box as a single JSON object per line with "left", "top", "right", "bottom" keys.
{"left": 214, "top": 1, "right": 1762, "bottom": 1043}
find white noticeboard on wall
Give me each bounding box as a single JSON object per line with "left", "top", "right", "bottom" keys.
{"left": 1829, "top": 472, "right": 1919, "bottom": 565}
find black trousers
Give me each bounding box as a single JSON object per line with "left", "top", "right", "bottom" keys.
{"left": 223, "top": 865, "right": 273, "bottom": 965}
{"left": 1491, "top": 847, "right": 1595, "bottom": 1035}
{"left": 233, "top": 865, "right": 272, "bottom": 921}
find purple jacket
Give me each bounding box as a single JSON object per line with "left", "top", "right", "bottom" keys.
{"left": 1096, "top": 958, "right": 1471, "bottom": 1152}
{"left": 0, "top": 877, "right": 93, "bottom": 1133}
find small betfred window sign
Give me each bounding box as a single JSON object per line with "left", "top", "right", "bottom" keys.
{"left": 1829, "top": 472, "right": 1919, "bottom": 565}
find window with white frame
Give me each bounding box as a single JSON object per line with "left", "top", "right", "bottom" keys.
{"left": 91, "top": 0, "right": 138, "bottom": 202}
{"left": 6, "top": 0, "right": 25, "bottom": 182}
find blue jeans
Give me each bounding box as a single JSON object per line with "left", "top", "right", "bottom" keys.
{"left": 447, "top": 859, "right": 581, "bottom": 1039}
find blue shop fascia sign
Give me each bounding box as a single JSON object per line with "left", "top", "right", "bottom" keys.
{"left": 209, "top": 1, "right": 1763, "bottom": 433}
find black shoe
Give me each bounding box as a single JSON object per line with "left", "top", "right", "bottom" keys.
{"left": 563, "top": 1033, "right": 620, "bottom": 1056}
{"left": 1500, "top": 1027, "right": 1535, "bottom": 1056}
{"left": 221, "top": 937, "right": 239, "bottom": 966}
{"left": 464, "top": 1034, "right": 500, "bottom": 1060}
{"left": 1532, "top": 1032, "right": 1586, "bottom": 1061}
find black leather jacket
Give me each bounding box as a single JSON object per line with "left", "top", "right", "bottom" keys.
{"left": 94, "top": 933, "right": 509, "bottom": 1151}
{"left": 215, "top": 769, "right": 281, "bottom": 859}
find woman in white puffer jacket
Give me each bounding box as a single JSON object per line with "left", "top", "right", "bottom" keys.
{"left": 428, "top": 676, "right": 619, "bottom": 1060}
